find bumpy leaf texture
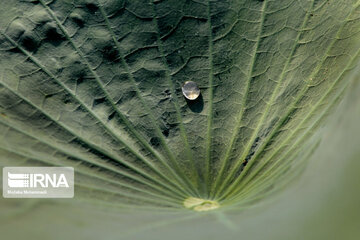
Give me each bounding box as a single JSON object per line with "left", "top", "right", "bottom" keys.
{"left": 0, "top": 0, "right": 359, "bottom": 210}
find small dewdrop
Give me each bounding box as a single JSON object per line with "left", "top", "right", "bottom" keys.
{"left": 182, "top": 81, "right": 200, "bottom": 100}
{"left": 183, "top": 197, "right": 219, "bottom": 212}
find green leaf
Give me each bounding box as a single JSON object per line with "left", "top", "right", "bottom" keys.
{"left": 0, "top": 0, "right": 359, "bottom": 213}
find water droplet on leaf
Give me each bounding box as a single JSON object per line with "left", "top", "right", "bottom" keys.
{"left": 182, "top": 81, "right": 200, "bottom": 100}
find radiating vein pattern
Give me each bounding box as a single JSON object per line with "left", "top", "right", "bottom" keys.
{"left": 0, "top": 0, "right": 359, "bottom": 210}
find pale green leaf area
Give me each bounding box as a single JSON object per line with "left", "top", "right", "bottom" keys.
{"left": 0, "top": 0, "right": 360, "bottom": 239}
{"left": 1, "top": 72, "right": 360, "bottom": 240}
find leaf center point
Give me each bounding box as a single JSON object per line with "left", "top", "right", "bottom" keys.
{"left": 183, "top": 197, "right": 220, "bottom": 212}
